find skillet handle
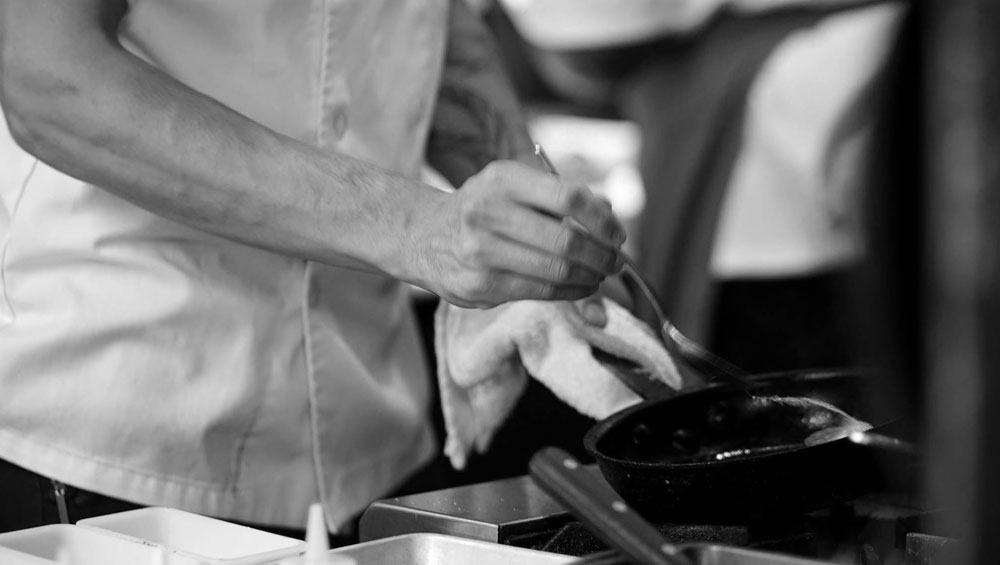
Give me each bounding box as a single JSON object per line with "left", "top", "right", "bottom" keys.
{"left": 529, "top": 447, "right": 693, "bottom": 565}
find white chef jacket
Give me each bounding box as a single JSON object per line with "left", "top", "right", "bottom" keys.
{"left": 0, "top": 0, "right": 449, "bottom": 531}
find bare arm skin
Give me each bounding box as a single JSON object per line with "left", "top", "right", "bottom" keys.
{"left": 424, "top": 1, "right": 628, "bottom": 318}
{"left": 426, "top": 0, "right": 537, "bottom": 184}
{"left": 0, "top": 0, "right": 624, "bottom": 309}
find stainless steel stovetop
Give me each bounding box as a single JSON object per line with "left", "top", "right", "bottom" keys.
{"left": 359, "top": 469, "right": 956, "bottom": 565}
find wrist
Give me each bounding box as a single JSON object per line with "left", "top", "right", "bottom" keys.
{"left": 377, "top": 181, "right": 454, "bottom": 293}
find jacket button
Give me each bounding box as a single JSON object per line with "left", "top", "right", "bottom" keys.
{"left": 331, "top": 110, "right": 348, "bottom": 138}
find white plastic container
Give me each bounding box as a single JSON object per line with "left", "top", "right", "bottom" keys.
{"left": 0, "top": 547, "right": 49, "bottom": 565}
{"left": 0, "top": 524, "right": 200, "bottom": 565}
{"left": 78, "top": 507, "right": 305, "bottom": 565}
{"left": 276, "top": 533, "right": 574, "bottom": 565}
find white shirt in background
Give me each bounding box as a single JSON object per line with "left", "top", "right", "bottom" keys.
{"left": 501, "top": 0, "right": 904, "bottom": 280}
{"left": 712, "top": 2, "right": 904, "bottom": 278}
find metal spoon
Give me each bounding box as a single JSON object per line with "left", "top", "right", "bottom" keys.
{"left": 533, "top": 144, "right": 758, "bottom": 386}
{"left": 533, "top": 144, "right": 890, "bottom": 450}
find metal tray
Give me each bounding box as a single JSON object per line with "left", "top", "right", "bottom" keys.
{"left": 280, "top": 533, "right": 575, "bottom": 565}
{"left": 573, "top": 545, "right": 833, "bottom": 565}
{"left": 686, "top": 545, "right": 832, "bottom": 565}
{"left": 281, "top": 534, "right": 832, "bottom": 565}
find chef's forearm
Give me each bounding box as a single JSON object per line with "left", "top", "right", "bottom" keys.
{"left": 426, "top": 0, "right": 536, "bottom": 187}
{"left": 0, "top": 0, "right": 445, "bottom": 279}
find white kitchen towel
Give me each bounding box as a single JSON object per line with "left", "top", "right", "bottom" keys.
{"left": 435, "top": 298, "right": 682, "bottom": 470}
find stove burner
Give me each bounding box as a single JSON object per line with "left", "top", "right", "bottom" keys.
{"left": 528, "top": 501, "right": 961, "bottom": 565}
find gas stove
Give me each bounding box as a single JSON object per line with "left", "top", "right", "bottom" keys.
{"left": 358, "top": 466, "right": 957, "bottom": 565}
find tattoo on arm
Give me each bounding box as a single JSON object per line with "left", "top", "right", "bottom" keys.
{"left": 426, "top": 2, "right": 533, "bottom": 186}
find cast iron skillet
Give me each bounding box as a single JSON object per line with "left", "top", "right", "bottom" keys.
{"left": 583, "top": 369, "right": 899, "bottom": 524}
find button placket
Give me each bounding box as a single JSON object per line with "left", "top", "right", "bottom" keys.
{"left": 318, "top": 0, "right": 351, "bottom": 146}
{"left": 330, "top": 107, "right": 349, "bottom": 139}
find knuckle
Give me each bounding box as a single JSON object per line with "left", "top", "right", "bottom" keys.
{"left": 456, "top": 236, "right": 487, "bottom": 264}
{"left": 459, "top": 201, "right": 490, "bottom": 230}
{"left": 597, "top": 249, "right": 619, "bottom": 273}
{"left": 603, "top": 217, "right": 626, "bottom": 243}
{"left": 535, "top": 283, "right": 559, "bottom": 301}
{"left": 547, "top": 256, "right": 571, "bottom": 282}
{"left": 560, "top": 185, "right": 591, "bottom": 213}
{"left": 480, "top": 161, "right": 511, "bottom": 183}
{"left": 552, "top": 228, "right": 578, "bottom": 256}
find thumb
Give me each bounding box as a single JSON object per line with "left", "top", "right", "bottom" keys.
{"left": 571, "top": 297, "right": 608, "bottom": 328}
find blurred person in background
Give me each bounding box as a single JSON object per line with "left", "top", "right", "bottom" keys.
{"left": 0, "top": 0, "right": 626, "bottom": 539}
{"left": 497, "top": 0, "right": 905, "bottom": 373}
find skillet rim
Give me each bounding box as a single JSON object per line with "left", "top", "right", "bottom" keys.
{"left": 582, "top": 367, "right": 879, "bottom": 470}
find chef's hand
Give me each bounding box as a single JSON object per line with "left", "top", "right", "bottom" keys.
{"left": 418, "top": 161, "right": 626, "bottom": 309}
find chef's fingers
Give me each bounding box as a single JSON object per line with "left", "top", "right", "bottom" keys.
{"left": 475, "top": 162, "right": 627, "bottom": 250}
{"left": 566, "top": 276, "right": 632, "bottom": 328}
{"left": 431, "top": 161, "right": 627, "bottom": 307}
{"left": 454, "top": 233, "right": 606, "bottom": 287}
{"left": 534, "top": 183, "right": 626, "bottom": 251}
{"left": 468, "top": 201, "right": 624, "bottom": 279}
{"left": 599, "top": 274, "right": 634, "bottom": 312}
{"left": 439, "top": 269, "right": 599, "bottom": 309}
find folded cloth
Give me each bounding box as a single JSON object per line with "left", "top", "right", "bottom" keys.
{"left": 435, "top": 298, "right": 682, "bottom": 470}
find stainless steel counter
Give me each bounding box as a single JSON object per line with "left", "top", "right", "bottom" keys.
{"left": 358, "top": 469, "right": 605, "bottom": 544}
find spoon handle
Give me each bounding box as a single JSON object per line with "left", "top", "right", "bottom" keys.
{"left": 848, "top": 431, "right": 921, "bottom": 456}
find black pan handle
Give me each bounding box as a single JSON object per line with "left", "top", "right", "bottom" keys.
{"left": 529, "top": 447, "right": 693, "bottom": 565}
